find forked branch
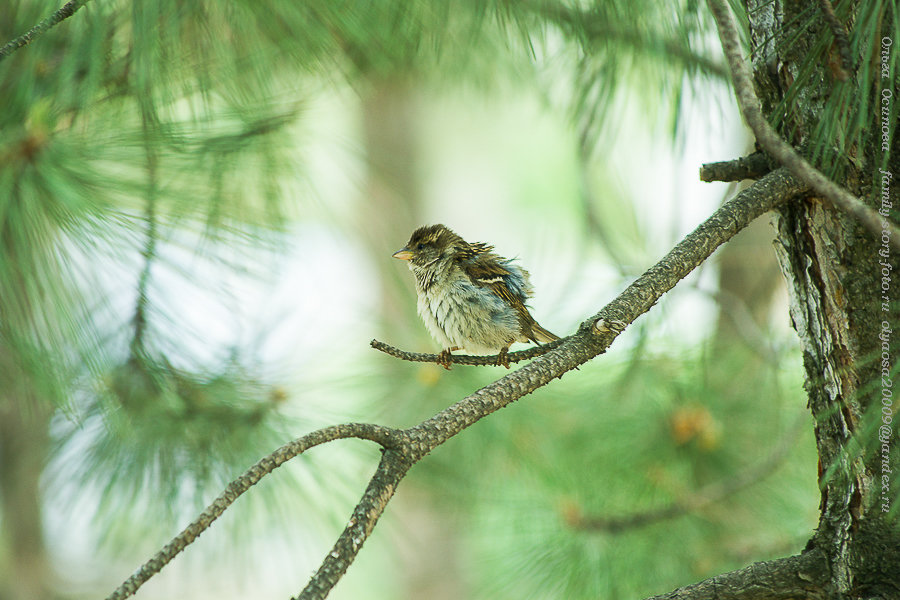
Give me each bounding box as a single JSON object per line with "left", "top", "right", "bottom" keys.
{"left": 106, "top": 167, "right": 809, "bottom": 600}
{"left": 103, "top": 423, "right": 404, "bottom": 600}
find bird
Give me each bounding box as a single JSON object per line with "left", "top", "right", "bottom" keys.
{"left": 392, "top": 224, "right": 558, "bottom": 368}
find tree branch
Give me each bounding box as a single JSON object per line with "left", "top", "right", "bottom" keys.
{"left": 0, "top": 1, "right": 92, "bottom": 63}
{"left": 706, "top": 0, "right": 900, "bottom": 251}
{"left": 107, "top": 168, "right": 807, "bottom": 600}
{"left": 295, "top": 449, "right": 413, "bottom": 600}
{"left": 643, "top": 550, "right": 829, "bottom": 600}
{"left": 369, "top": 338, "right": 566, "bottom": 367}
{"left": 700, "top": 152, "right": 773, "bottom": 182}
{"left": 585, "top": 169, "right": 806, "bottom": 332}
{"left": 294, "top": 168, "right": 807, "bottom": 599}
{"left": 817, "top": 0, "right": 852, "bottom": 81}
{"left": 574, "top": 414, "right": 804, "bottom": 533}
{"left": 102, "top": 423, "right": 404, "bottom": 600}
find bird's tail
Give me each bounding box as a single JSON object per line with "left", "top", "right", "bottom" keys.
{"left": 530, "top": 322, "right": 559, "bottom": 343}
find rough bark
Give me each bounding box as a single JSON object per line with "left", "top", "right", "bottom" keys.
{"left": 748, "top": 0, "right": 900, "bottom": 597}
{"left": 646, "top": 550, "right": 829, "bottom": 600}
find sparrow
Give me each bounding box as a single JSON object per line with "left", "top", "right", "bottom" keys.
{"left": 393, "top": 224, "right": 558, "bottom": 368}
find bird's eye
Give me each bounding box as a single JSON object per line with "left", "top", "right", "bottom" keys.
{"left": 416, "top": 243, "right": 426, "bottom": 250}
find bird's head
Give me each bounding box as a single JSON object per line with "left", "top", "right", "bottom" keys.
{"left": 392, "top": 224, "right": 463, "bottom": 268}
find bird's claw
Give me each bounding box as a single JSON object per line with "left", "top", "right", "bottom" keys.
{"left": 496, "top": 347, "right": 511, "bottom": 369}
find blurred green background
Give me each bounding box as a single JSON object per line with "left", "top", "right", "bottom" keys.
{"left": 0, "top": 1, "right": 818, "bottom": 599}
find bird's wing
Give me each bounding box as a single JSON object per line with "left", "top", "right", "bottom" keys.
{"left": 456, "top": 244, "right": 554, "bottom": 343}
{"left": 458, "top": 243, "right": 559, "bottom": 344}
{"left": 458, "top": 245, "right": 523, "bottom": 304}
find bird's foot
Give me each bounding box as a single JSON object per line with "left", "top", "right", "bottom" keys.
{"left": 495, "top": 347, "right": 511, "bottom": 369}
{"left": 437, "top": 347, "right": 459, "bottom": 370}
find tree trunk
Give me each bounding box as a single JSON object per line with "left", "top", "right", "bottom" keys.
{"left": 359, "top": 77, "right": 425, "bottom": 348}
{"left": 0, "top": 379, "right": 52, "bottom": 600}
{"left": 749, "top": 0, "right": 900, "bottom": 596}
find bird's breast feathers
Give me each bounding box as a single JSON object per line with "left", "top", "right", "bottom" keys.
{"left": 416, "top": 273, "right": 523, "bottom": 354}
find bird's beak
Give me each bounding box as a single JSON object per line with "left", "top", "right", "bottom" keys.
{"left": 392, "top": 247, "right": 414, "bottom": 260}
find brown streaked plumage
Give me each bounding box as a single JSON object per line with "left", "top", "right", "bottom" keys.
{"left": 393, "top": 224, "right": 558, "bottom": 368}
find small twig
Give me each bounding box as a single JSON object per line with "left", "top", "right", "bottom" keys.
{"left": 370, "top": 338, "right": 566, "bottom": 368}
{"left": 103, "top": 423, "right": 403, "bottom": 600}
{"left": 574, "top": 414, "right": 804, "bottom": 533}
{"left": 707, "top": 0, "right": 900, "bottom": 251}
{"left": 817, "top": 0, "right": 853, "bottom": 81}
{"left": 0, "top": 1, "right": 92, "bottom": 63}
{"left": 700, "top": 152, "right": 774, "bottom": 182}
